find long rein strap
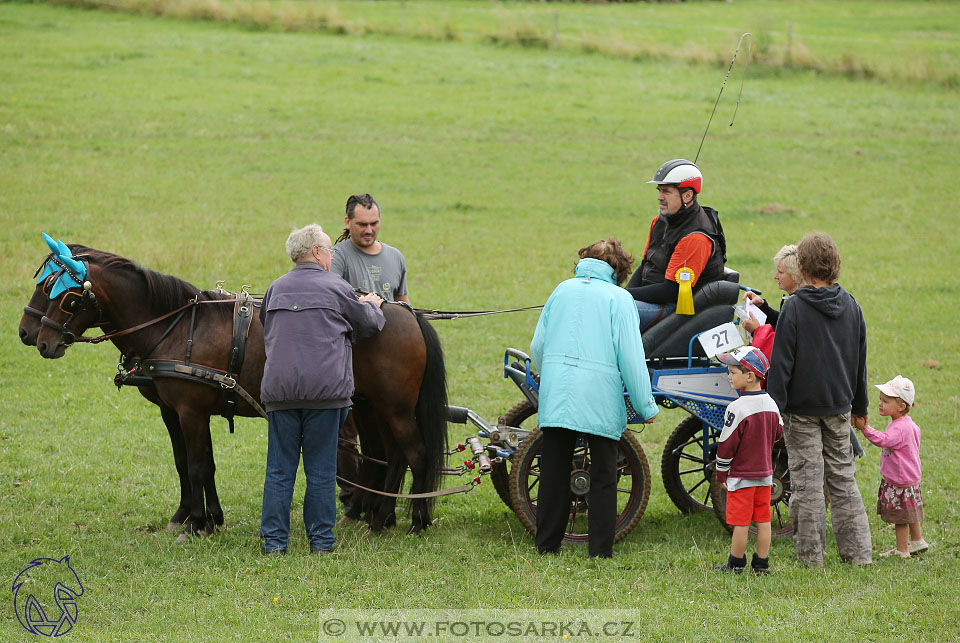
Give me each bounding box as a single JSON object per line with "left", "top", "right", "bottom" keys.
{"left": 334, "top": 474, "right": 478, "bottom": 499}
{"left": 74, "top": 297, "right": 259, "bottom": 344}
{"left": 415, "top": 305, "right": 542, "bottom": 320}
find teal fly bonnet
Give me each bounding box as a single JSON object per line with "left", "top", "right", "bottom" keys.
{"left": 38, "top": 232, "right": 88, "bottom": 299}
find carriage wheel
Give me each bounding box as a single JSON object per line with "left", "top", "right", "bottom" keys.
{"left": 489, "top": 400, "right": 536, "bottom": 508}
{"left": 709, "top": 439, "right": 793, "bottom": 537}
{"left": 507, "top": 427, "right": 650, "bottom": 545}
{"left": 661, "top": 415, "right": 720, "bottom": 513}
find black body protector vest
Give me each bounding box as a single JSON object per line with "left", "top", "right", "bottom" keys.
{"left": 629, "top": 202, "right": 727, "bottom": 289}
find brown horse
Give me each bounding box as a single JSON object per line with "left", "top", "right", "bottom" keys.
{"left": 28, "top": 246, "right": 448, "bottom": 537}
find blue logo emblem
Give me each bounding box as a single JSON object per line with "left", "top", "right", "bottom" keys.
{"left": 12, "top": 556, "right": 84, "bottom": 637}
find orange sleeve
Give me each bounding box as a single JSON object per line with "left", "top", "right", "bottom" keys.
{"left": 665, "top": 233, "right": 713, "bottom": 286}
{"left": 640, "top": 216, "right": 658, "bottom": 259}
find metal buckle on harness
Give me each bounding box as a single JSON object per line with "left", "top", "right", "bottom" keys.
{"left": 219, "top": 375, "right": 237, "bottom": 390}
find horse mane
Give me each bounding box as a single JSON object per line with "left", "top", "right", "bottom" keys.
{"left": 88, "top": 251, "right": 237, "bottom": 317}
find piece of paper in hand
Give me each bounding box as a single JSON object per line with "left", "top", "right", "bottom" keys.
{"left": 744, "top": 301, "right": 767, "bottom": 325}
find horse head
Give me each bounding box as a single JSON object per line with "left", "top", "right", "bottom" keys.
{"left": 35, "top": 243, "right": 106, "bottom": 360}
{"left": 21, "top": 236, "right": 103, "bottom": 348}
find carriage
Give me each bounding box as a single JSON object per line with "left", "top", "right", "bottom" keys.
{"left": 445, "top": 268, "right": 793, "bottom": 543}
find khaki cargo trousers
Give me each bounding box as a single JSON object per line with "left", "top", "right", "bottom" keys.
{"left": 783, "top": 413, "right": 873, "bottom": 567}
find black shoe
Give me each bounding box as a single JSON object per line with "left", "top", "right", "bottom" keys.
{"left": 310, "top": 547, "right": 334, "bottom": 555}
{"left": 713, "top": 554, "right": 746, "bottom": 574}
{"left": 751, "top": 553, "right": 770, "bottom": 574}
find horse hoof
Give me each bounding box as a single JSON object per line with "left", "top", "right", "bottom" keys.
{"left": 175, "top": 532, "right": 191, "bottom": 544}
{"left": 166, "top": 521, "right": 183, "bottom": 532}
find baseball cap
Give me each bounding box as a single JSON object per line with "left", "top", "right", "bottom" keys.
{"left": 875, "top": 375, "right": 915, "bottom": 407}
{"left": 718, "top": 346, "right": 770, "bottom": 380}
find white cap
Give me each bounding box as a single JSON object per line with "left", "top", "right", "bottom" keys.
{"left": 875, "top": 375, "right": 915, "bottom": 407}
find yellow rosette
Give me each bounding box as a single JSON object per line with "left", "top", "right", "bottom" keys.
{"left": 675, "top": 267, "right": 695, "bottom": 315}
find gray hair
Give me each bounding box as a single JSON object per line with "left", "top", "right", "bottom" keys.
{"left": 285, "top": 224, "right": 328, "bottom": 262}
{"left": 773, "top": 244, "right": 803, "bottom": 286}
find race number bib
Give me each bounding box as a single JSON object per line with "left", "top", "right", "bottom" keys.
{"left": 697, "top": 322, "right": 744, "bottom": 358}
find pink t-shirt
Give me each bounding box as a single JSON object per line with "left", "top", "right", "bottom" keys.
{"left": 861, "top": 415, "right": 922, "bottom": 486}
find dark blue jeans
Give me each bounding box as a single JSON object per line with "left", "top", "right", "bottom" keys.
{"left": 260, "top": 407, "right": 348, "bottom": 553}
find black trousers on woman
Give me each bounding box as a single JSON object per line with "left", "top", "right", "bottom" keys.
{"left": 535, "top": 427, "right": 619, "bottom": 558}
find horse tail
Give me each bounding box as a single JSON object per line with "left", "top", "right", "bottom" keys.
{"left": 414, "top": 311, "right": 448, "bottom": 507}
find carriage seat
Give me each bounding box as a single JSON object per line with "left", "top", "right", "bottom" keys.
{"left": 641, "top": 268, "right": 741, "bottom": 359}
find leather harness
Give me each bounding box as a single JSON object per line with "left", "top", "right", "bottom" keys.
{"left": 114, "top": 297, "right": 266, "bottom": 431}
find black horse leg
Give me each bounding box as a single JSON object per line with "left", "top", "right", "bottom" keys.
{"left": 405, "top": 441, "right": 431, "bottom": 535}
{"left": 369, "top": 455, "right": 405, "bottom": 533}
{"left": 158, "top": 404, "right": 191, "bottom": 529}
{"left": 202, "top": 426, "right": 224, "bottom": 528}
{"left": 177, "top": 410, "right": 214, "bottom": 538}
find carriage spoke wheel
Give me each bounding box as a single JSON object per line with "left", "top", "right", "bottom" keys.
{"left": 507, "top": 427, "right": 650, "bottom": 545}
{"left": 489, "top": 400, "right": 537, "bottom": 508}
{"left": 710, "top": 438, "right": 793, "bottom": 538}
{"left": 661, "top": 415, "right": 720, "bottom": 513}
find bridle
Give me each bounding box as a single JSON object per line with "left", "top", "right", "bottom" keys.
{"left": 35, "top": 255, "right": 106, "bottom": 347}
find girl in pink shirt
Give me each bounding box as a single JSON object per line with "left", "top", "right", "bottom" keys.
{"left": 854, "top": 375, "right": 927, "bottom": 558}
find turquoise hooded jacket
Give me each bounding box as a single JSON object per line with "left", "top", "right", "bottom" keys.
{"left": 531, "top": 258, "right": 658, "bottom": 440}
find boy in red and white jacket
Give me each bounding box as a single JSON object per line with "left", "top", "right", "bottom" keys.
{"left": 713, "top": 346, "right": 784, "bottom": 574}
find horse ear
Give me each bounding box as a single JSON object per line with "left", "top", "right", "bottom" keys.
{"left": 56, "top": 239, "right": 73, "bottom": 259}
{"left": 61, "top": 255, "right": 85, "bottom": 276}
{"left": 42, "top": 232, "right": 59, "bottom": 253}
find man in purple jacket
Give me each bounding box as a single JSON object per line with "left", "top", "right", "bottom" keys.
{"left": 259, "top": 224, "right": 385, "bottom": 555}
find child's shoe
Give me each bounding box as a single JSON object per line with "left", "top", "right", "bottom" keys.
{"left": 750, "top": 553, "right": 770, "bottom": 575}
{"left": 879, "top": 547, "right": 910, "bottom": 558}
{"left": 713, "top": 554, "right": 746, "bottom": 574}
{"left": 908, "top": 539, "right": 929, "bottom": 554}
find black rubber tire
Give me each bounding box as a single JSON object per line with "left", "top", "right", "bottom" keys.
{"left": 710, "top": 438, "right": 794, "bottom": 538}
{"left": 661, "top": 415, "right": 720, "bottom": 513}
{"left": 490, "top": 400, "right": 537, "bottom": 507}
{"left": 508, "top": 427, "right": 651, "bottom": 545}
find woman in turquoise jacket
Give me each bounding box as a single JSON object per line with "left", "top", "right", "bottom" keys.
{"left": 531, "top": 238, "right": 658, "bottom": 558}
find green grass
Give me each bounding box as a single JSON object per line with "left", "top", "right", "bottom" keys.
{"left": 1, "top": 2, "right": 959, "bottom": 640}
{"left": 25, "top": 0, "right": 960, "bottom": 86}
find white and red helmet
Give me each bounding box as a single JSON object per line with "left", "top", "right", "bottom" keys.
{"left": 647, "top": 159, "right": 702, "bottom": 194}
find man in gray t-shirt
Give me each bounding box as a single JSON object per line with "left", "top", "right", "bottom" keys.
{"left": 331, "top": 193, "right": 409, "bottom": 304}
{"left": 330, "top": 193, "right": 410, "bottom": 520}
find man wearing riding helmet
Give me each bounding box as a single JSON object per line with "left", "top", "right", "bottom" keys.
{"left": 625, "top": 159, "right": 727, "bottom": 329}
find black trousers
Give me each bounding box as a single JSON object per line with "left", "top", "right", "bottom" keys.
{"left": 535, "top": 427, "right": 619, "bottom": 558}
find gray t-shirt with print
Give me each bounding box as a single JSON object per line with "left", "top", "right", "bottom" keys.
{"left": 330, "top": 240, "right": 408, "bottom": 302}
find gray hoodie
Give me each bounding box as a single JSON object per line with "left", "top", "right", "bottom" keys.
{"left": 766, "top": 284, "right": 868, "bottom": 416}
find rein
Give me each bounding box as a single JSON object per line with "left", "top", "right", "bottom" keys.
{"left": 334, "top": 474, "right": 479, "bottom": 499}
{"left": 414, "top": 305, "right": 542, "bottom": 320}
{"left": 49, "top": 297, "right": 259, "bottom": 345}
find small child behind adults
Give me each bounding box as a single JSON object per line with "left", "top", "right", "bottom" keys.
{"left": 853, "top": 376, "right": 927, "bottom": 558}
{"left": 713, "top": 346, "right": 783, "bottom": 574}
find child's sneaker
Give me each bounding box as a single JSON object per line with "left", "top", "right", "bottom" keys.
{"left": 879, "top": 547, "right": 910, "bottom": 558}
{"left": 750, "top": 553, "right": 770, "bottom": 575}
{"left": 908, "top": 539, "right": 929, "bottom": 554}
{"left": 713, "top": 554, "right": 746, "bottom": 574}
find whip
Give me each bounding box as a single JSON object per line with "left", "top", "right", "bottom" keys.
{"left": 694, "top": 32, "right": 752, "bottom": 164}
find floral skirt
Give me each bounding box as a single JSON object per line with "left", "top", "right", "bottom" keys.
{"left": 877, "top": 479, "right": 923, "bottom": 524}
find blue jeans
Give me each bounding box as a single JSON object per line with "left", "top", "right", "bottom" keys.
{"left": 635, "top": 300, "right": 675, "bottom": 330}
{"left": 260, "top": 407, "right": 349, "bottom": 552}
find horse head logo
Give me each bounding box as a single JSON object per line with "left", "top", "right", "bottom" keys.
{"left": 11, "top": 555, "right": 85, "bottom": 637}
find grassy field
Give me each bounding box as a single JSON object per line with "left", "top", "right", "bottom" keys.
{"left": 2, "top": 1, "right": 960, "bottom": 640}
{"left": 32, "top": 0, "right": 960, "bottom": 87}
